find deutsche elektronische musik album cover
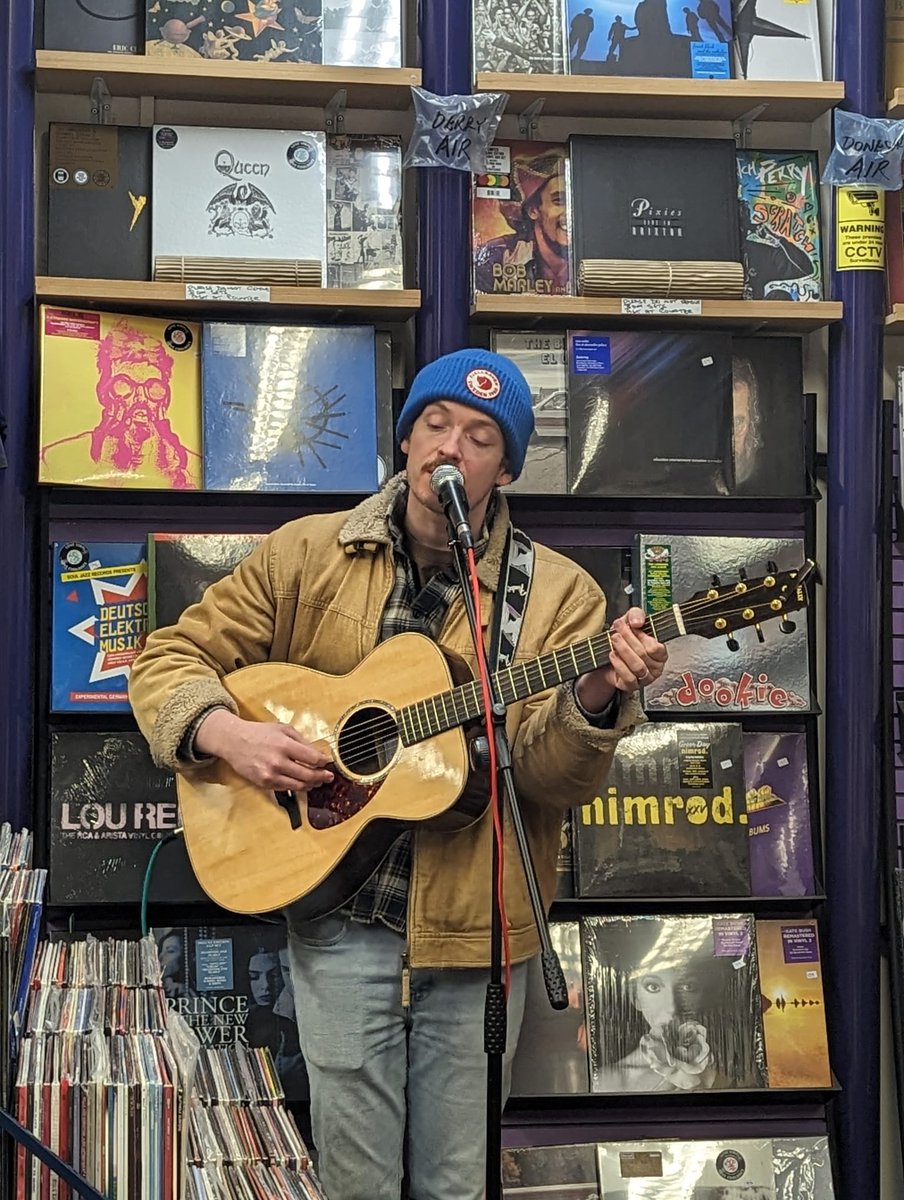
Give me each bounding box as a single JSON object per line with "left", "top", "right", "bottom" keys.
{"left": 567, "top": 0, "right": 733, "bottom": 79}
{"left": 598, "top": 1138, "right": 776, "bottom": 1197}
{"left": 566, "top": 330, "right": 733, "bottom": 497}
{"left": 731, "top": 0, "right": 823, "bottom": 80}
{"left": 756, "top": 918, "right": 831, "bottom": 1088}
{"left": 51, "top": 540, "right": 147, "bottom": 712}
{"left": 502, "top": 1143, "right": 599, "bottom": 1198}
{"left": 326, "top": 134, "right": 403, "bottom": 289}
{"left": 736, "top": 150, "right": 823, "bottom": 301}
{"left": 43, "top": 0, "right": 142, "bottom": 53}
{"left": 472, "top": 0, "right": 566, "bottom": 73}
{"left": 744, "top": 730, "right": 815, "bottom": 897}
{"left": 636, "top": 534, "right": 813, "bottom": 714}
{"left": 322, "top": 0, "right": 401, "bottom": 66}
{"left": 573, "top": 722, "right": 750, "bottom": 898}
{"left": 511, "top": 922, "right": 589, "bottom": 1096}
{"left": 146, "top": 0, "right": 322, "bottom": 62}
{"left": 581, "top": 913, "right": 766, "bottom": 1094}
{"left": 772, "top": 1136, "right": 836, "bottom": 1198}
{"left": 38, "top": 306, "right": 202, "bottom": 490}
{"left": 201, "top": 323, "right": 378, "bottom": 492}
{"left": 152, "top": 127, "right": 326, "bottom": 269}
{"left": 48, "top": 732, "right": 206, "bottom": 905}
{"left": 148, "top": 532, "right": 266, "bottom": 630}
{"left": 492, "top": 331, "right": 567, "bottom": 494}
{"left": 730, "top": 336, "right": 807, "bottom": 497}
{"left": 152, "top": 924, "right": 309, "bottom": 1102}
{"left": 473, "top": 142, "right": 572, "bottom": 296}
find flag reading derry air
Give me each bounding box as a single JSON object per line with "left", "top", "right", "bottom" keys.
{"left": 38, "top": 305, "right": 202, "bottom": 490}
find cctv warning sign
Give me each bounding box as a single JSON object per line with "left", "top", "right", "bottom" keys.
{"left": 836, "top": 186, "right": 886, "bottom": 270}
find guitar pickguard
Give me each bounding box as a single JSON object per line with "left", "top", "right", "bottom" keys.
{"left": 305, "top": 770, "right": 383, "bottom": 830}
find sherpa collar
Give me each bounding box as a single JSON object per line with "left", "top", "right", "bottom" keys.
{"left": 338, "top": 471, "right": 512, "bottom": 592}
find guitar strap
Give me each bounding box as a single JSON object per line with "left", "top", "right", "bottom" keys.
{"left": 488, "top": 525, "right": 535, "bottom": 671}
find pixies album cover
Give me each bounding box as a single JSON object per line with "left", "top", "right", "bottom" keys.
{"left": 145, "top": 0, "right": 322, "bottom": 62}
{"left": 636, "top": 533, "right": 814, "bottom": 714}
{"left": 566, "top": 330, "right": 733, "bottom": 497}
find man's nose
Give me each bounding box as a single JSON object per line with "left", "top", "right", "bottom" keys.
{"left": 437, "top": 428, "right": 464, "bottom": 460}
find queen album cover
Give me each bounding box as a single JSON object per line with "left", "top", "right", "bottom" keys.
{"left": 744, "top": 730, "right": 815, "bottom": 897}
{"left": 502, "top": 1143, "right": 599, "bottom": 1199}
{"left": 636, "top": 534, "right": 813, "bottom": 714}
{"left": 736, "top": 151, "right": 823, "bottom": 301}
{"left": 598, "top": 1138, "right": 776, "bottom": 1197}
{"left": 146, "top": 0, "right": 322, "bottom": 62}
{"left": 38, "top": 306, "right": 202, "bottom": 490}
{"left": 326, "top": 135, "right": 403, "bottom": 289}
{"left": 566, "top": 330, "right": 733, "bottom": 497}
{"left": 756, "top": 919, "right": 831, "bottom": 1088}
{"left": 581, "top": 913, "right": 766, "bottom": 1094}
{"left": 473, "top": 142, "right": 572, "bottom": 297}
{"left": 573, "top": 722, "right": 751, "bottom": 898}
{"left": 730, "top": 337, "right": 807, "bottom": 496}
{"left": 148, "top": 532, "right": 266, "bottom": 630}
{"left": 493, "top": 331, "right": 567, "bottom": 493}
{"left": 567, "top": 0, "right": 733, "bottom": 79}
{"left": 472, "top": 0, "right": 566, "bottom": 73}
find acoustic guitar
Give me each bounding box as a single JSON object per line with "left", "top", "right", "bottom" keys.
{"left": 175, "top": 561, "right": 815, "bottom": 916}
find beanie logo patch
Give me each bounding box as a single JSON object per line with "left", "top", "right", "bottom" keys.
{"left": 465, "top": 368, "right": 501, "bottom": 401}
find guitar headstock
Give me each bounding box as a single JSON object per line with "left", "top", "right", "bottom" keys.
{"left": 676, "top": 560, "right": 817, "bottom": 644}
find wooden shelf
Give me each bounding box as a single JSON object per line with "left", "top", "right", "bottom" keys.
{"left": 35, "top": 277, "right": 420, "bottom": 321}
{"left": 34, "top": 50, "right": 420, "bottom": 109}
{"left": 889, "top": 89, "right": 904, "bottom": 116}
{"left": 472, "top": 294, "right": 843, "bottom": 332}
{"left": 476, "top": 72, "right": 843, "bottom": 122}
{"left": 887, "top": 304, "right": 904, "bottom": 332}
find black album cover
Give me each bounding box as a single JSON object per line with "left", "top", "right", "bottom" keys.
{"left": 570, "top": 136, "right": 742, "bottom": 267}
{"left": 573, "top": 722, "right": 750, "bottom": 898}
{"left": 48, "top": 732, "right": 206, "bottom": 905}
{"left": 581, "top": 913, "right": 766, "bottom": 1094}
{"left": 555, "top": 545, "right": 633, "bottom": 621}
{"left": 502, "top": 1143, "right": 599, "bottom": 1199}
{"left": 566, "top": 331, "right": 733, "bottom": 497}
{"left": 43, "top": 0, "right": 142, "bottom": 52}
{"left": 47, "top": 124, "right": 151, "bottom": 281}
{"left": 148, "top": 532, "right": 266, "bottom": 630}
{"left": 731, "top": 337, "right": 807, "bottom": 496}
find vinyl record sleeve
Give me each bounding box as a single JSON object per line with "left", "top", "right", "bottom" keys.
{"left": 567, "top": 0, "right": 734, "bottom": 79}
{"left": 736, "top": 151, "right": 823, "bottom": 301}
{"left": 146, "top": 0, "right": 322, "bottom": 62}
{"left": 152, "top": 127, "right": 326, "bottom": 268}
{"left": 555, "top": 545, "right": 633, "bottom": 621}
{"left": 510, "top": 922, "right": 589, "bottom": 1095}
{"left": 473, "top": 142, "right": 572, "bottom": 297}
{"left": 201, "top": 322, "right": 378, "bottom": 492}
{"left": 756, "top": 919, "right": 831, "bottom": 1087}
{"left": 570, "top": 136, "right": 742, "bottom": 266}
{"left": 636, "top": 534, "right": 813, "bottom": 713}
{"left": 744, "top": 730, "right": 815, "bottom": 896}
{"left": 573, "top": 722, "right": 751, "bottom": 898}
{"left": 322, "top": 0, "right": 402, "bottom": 66}
{"left": 43, "top": 0, "right": 142, "bottom": 53}
{"left": 502, "top": 1143, "right": 599, "bottom": 1198}
{"left": 148, "top": 532, "right": 267, "bottom": 630}
{"left": 493, "top": 331, "right": 568, "bottom": 494}
{"left": 581, "top": 913, "right": 767, "bottom": 1094}
{"left": 556, "top": 815, "right": 575, "bottom": 899}
{"left": 566, "top": 330, "right": 733, "bottom": 497}
{"left": 326, "top": 135, "right": 403, "bottom": 289}
{"left": 38, "top": 306, "right": 202, "bottom": 490}
{"left": 731, "top": 0, "right": 823, "bottom": 80}
{"left": 472, "top": 0, "right": 566, "bottom": 73}
{"left": 51, "top": 540, "right": 147, "bottom": 712}
{"left": 597, "top": 1138, "right": 776, "bottom": 1197}
{"left": 772, "top": 1136, "right": 836, "bottom": 1198}
{"left": 730, "top": 337, "right": 807, "bottom": 496}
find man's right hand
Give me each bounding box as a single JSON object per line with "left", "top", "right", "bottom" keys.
{"left": 194, "top": 709, "right": 334, "bottom": 793}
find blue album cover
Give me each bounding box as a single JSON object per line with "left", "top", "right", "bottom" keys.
{"left": 51, "top": 540, "right": 148, "bottom": 712}
{"left": 202, "top": 323, "right": 379, "bottom": 493}
{"left": 567, "top": 0, "right": 732, "bottom": 78}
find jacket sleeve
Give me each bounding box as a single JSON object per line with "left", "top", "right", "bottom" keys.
{"left": 129, "top": 537, "right": 280, "bottom": 772}
{"left": 510, "top": 578, "right": 645, "bottom": 813}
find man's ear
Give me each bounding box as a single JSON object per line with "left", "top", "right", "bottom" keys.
{"left": 496, "top": 460, "right": 513, "bottom": 488}
{"left": 400, "top": 436, "right": 410, "bottom": 456}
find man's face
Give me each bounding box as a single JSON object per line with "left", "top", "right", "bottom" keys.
{"left": 732, "top": 375, "right": 754, "bottom": 482}
{"left": 101, "top": 358, "right": 169, "bottom": 436}
{"left": 527, "top": 173, "right": 569, "bottom": 250}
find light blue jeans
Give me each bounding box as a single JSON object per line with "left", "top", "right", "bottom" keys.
{"left": 285, "top": 914, "right": 528, "bottom": 1200}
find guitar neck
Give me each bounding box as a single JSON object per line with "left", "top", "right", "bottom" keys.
{"left": 396, "top": 607, "right": 686, "bottom": 747}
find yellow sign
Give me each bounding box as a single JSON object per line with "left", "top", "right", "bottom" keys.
{"left": 836, "top": 186, "right": 886, "bottom": 271}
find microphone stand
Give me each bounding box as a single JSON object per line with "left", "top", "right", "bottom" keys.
{"left": 446, "top": 528, "right": 569, "bottom": 1200}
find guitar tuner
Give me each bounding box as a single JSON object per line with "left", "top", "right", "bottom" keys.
{"left": 726, "top": 635, "right": 740, "bottom": 652}
{"left": 711, "top": 573, "right": 721, "bottom": 588}
{"left": 738, "top": 567, "right": 748, "bottom": 581}
{"left": 767, "top": 559, "right": 778, "bottom": 574}
{"left": 780, "top": 617, "right": 797, "bottom": 634}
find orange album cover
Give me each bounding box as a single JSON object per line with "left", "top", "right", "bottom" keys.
{"left": 39, "top": 306, "right": 202, "bottom": 490}
{"left": 756, "top": 918, "right": 832, "bottom": 1088}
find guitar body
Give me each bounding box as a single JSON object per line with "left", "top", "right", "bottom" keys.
{"left": 176, "top": 633, "right": 471, "bottom": 916}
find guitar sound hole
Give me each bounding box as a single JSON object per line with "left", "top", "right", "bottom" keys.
{"left": 337, "top": 705, "right": 399, "bottom": 777}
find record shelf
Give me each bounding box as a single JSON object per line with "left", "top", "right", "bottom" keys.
{"left": 887, "top": 303, "right": 904, "bottom": 332}
{"left": 889, "top": 88, "right": 904, "bottom": 115}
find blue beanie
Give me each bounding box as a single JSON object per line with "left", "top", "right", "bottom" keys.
{"left": 396, "top": 348, "right": 535, "bottom": 479}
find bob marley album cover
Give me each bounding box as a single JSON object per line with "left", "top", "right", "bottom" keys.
{"left": 38, "top": 306, "right": 202, "bottom": 490}
{"left": 581, "top": 913, "right": 766, "bottom": 1094}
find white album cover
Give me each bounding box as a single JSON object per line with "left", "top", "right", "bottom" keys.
{"left": 731, "top": 0, "right": 823, "bottom": 81}
{"left": 598, "top": 1139, "right": 776, "bottom": 1198}
{"left": 322, "top": 0, "right": 402, "bottom": 67}
{"left": 152, "top": 126, "right": 327, "bottom": 267}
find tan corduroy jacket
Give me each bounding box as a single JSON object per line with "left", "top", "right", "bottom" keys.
{"left": 129, "top": 475, "right": 643, "bottom": 967}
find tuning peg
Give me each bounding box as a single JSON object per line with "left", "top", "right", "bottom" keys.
{"left": 755, "top": 624, "right": 765, "bottom": 644}
{"left": 738, "top": 567, "right": 748, "bottom": 582}
{"left": 780, "top": 617, "right": 796, "bottom": 634}
{"left": 711, "top": 573, "right": 722, "bottom": 588}
{"left": 767, "top": 560, "right": 778, "bottom": 574}
{"left": 726, "top": 635, "right": 740, "bottom": 652}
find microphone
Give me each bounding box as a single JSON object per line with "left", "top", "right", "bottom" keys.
{"left": 429, "top": 464, "right": 474, "bottom": 550}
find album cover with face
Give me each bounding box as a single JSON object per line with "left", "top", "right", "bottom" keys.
{"left": 152, "top": 127, "right": 326, "bottom": 269}
{"left": 43, "top": 0, "right": 142, "bottom": 52}
{"left": 473, "top": 141, "right": 572, "bottom": 297}
{"left": 502, "top": 1143, "right": 599, "bottom": 1198}
{"left": 730, "top": 337, "right": 807, "bottom": 496}
{"left": 570, "top": 135, "right": 742, "bottom": 266}
{"left": 326, "top": 135, "right": 403, "bottom": 289}
{"left": 511, "top": 922, "right": 589, "bottom": 1096}
{"left": 493, "top": 331, "right": 567, "bottom": 494}
{"left": 148, "top": 532, "right": 266, "bottom": 630}
{"left": 744, "top": 730, "right": 816, "bottom": 897}
{"left": 597, "top": 1138, "right": 776, "bottom": 1197}
{"left": 731, "top": 0, "right": 823, "bottom": 80}
{"left": 736, "top": 151, "right": 823, "bottom": 301}
{"left": 566, "top": 330, "right": 733, "bottom": 497}
{"left": 756, "top": 919, "right": 831, "bottom": 1088}
{"left": 636, "top": 534, "right": 814, "bottom": 713}
{"left": 567, "top": 0, "right": 733, "bottom": 80}
{"left": 201, "top": 322, "right": 378, "bottom": 492}
{"left": 581, "top": 913, "right": 767, "bottom": 1094}
{"left": 48, "top": 732, "right": 206, "bottom": 905}
{"left": 555, "top": 544, "right": 633, "bottom": 621}
{"left": 38, "top": 306, "right": 202, "bottom": 490}
{"left": 322, "top": 0, "right": 402, "bottom": 66}
{"left": 472, "top": 0, "right": 566, "bottom": 73}
{"left": 146, "top": 0, "right": 322, "bottom": 62}
{"left": 47, "top": 124, "right": 151, "bottom": 281}
{"left": 772, "top": 1136, "right": 836, "bottom": 1198}
{"left": 573, "top": 721, "right": 750, "bottom": 898}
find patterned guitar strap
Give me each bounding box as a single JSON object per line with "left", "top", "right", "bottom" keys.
{"left": 488, "top": 524, "right": 535, "bottom": 673}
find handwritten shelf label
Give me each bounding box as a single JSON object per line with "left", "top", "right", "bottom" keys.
{"left": 185, "top": 284, "right": 271, "bottom": 303}
{"left": 619, "top": 298, "right": 703, "bottom": 316}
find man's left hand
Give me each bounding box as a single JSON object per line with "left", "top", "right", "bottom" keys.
{"left": 574, "top": 607, "right": 668, "bottom": 714}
